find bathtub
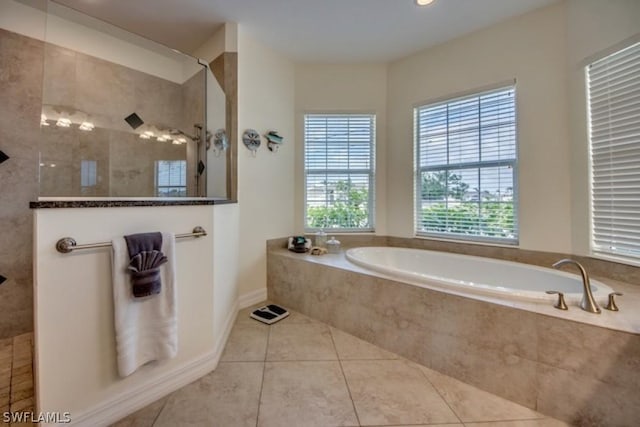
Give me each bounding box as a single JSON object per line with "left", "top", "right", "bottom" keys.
{"left": 345, "top": 246, "right": 614, "bottom": 302}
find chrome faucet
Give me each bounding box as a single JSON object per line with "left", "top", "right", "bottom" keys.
{"left": 552, "top": 259, "right": 601, "bottom": 314}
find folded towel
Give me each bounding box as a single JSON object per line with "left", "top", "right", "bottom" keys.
{"left": 112, "top": 232, "right": 177, "bottom": 377}
{"left": 124, "top": 232, "right": 162, "bottom": 256}
{"left": 124, "top": 232, "right": 165, "bottom": 297}
{"left": 128, "top": 250, "right": 168, "bottom": 297}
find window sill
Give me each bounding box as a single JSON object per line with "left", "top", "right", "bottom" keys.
{"left": 414, "top": 233, "right": 519, "bottom": 249}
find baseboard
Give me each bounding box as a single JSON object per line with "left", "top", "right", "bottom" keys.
{"left": 213, "top": 300, "right": 239, "bottom": 358}
{"left": 66, "top": 302, "right": 239, "bottom": 427}
{"left": 67, "top": 352, "right": 217, "bottom": 427}
{"left": 238, "top": 287, "right": 267, "bottom": 309}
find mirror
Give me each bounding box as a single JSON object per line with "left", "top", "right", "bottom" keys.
{"left": 38, "top": 1, "right": 227, "bottom": 198}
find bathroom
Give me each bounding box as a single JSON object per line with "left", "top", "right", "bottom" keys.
{"left": 0, "top": 0, "right": 638, "bottom": 426}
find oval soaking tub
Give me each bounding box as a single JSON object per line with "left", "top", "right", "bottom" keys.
{"left": 345, "top": 246, "right": 614, "bottom": 302}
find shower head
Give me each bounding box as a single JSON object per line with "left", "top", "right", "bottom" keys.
{"left": 169, "top": 128, "right": 197, "bottom": 140}
{"left": 124, "top": 112, "right": 144, "bottom": 129}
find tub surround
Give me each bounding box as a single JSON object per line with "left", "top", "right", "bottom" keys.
{"left": 346, "top": 246, "right": 616, "bottom": 304}
{"left": 387, "top": 236, "right": 640, "bottom": 287}
{"left": 267, "top": 244, "right": 640, "bottom": 425}
{"left": 269, "top": 245, "right": 640, "bottom": 334}
{"left": 286, "top": 234, "right": 640, "bottom": 290}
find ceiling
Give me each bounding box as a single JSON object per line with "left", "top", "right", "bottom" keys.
{"left": 52, "top": 0, "right": 558, "bottom": 62}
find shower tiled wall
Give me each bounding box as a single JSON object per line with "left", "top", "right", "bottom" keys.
{"left": 0, "top": 29, "right": 43, "bottom": 338}
{"left": 0, "top": 27, "right": 205, "bottom": 338}
{"left": 39, "top": 43, "right": 200, "bottom": 197}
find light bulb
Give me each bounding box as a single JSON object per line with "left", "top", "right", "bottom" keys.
{"left": 56, "top": 118, "right": 71, "bottom": 128}
{"left": 415, "top": 0, "right": 435, "bottom": 5}
{"left": 79, "top": 122, "right": 94, "bottom": 131}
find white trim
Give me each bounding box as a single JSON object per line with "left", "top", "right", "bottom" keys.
{"left": 412, "top": 79, "right": 517, "bottom": 110}
{"left": 238, "top": 288, "right": 268, "bottom": 309}
{"left": 62, "top": 304, "right": 239, "bottom": 427}
{"left": 67, "top": 354, "right": 218, "bottom": 427}
{"left": 213, "top": 301, "right": 239, "bottom": 357}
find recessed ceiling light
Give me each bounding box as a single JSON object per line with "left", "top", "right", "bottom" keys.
{"left": 415, "top": 0, "right": 435, "bottom": 6}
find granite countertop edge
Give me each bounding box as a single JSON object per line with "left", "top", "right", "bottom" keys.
{"left": 30, "top": 199, "right": 237, "bottom": 209}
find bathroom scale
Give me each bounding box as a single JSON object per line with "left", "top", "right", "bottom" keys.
{"left": 250, "top": 304, "right": 290, "bottom": 325}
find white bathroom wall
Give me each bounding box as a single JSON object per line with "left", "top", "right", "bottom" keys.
{"left": 191, "top": 22, "right": 238, "bottom": 62}
{"left": 566, "top": 0, "right": 640, "bottom": 256}
{"left": 236, "top": 26, "right": 295, "bottom": 297}
{"left": 34, "top": 206, "right": 220, "bottom": 426}
{"left": 211, "top": 203, "right": 240, "bottom": 349}
{"left": 205, "top": 67, "right": 228, "bottom": 198}
{"left": 294, "top": 63, "right": 389, "bottom": 234}
{"left": 386, "top": 1, "right": 571, "bottom": 253}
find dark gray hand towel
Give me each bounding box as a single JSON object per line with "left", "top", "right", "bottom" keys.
{"left": 124, "top": 232, "right": 166, "bottom": 298}
{"left": 127, "top": 250, "right": 168, "bottom": 297}
{"left": 124, "top": 232, "right": 162, "bottom": 258}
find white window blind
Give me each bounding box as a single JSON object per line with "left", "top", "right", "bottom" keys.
{"left": 415, "top": 86, "right": 518, "bottom": 243}
{"left": 156, "top": 160, "right": 187, "bottom": 197}
{"left": 589, "top": 42, "right": 640, "bottom": 260}
{"left": 80, "top": 160, "right": 97, "bottom": 187}
{"left": 304, "top": 114, "right": 375, "bottom": 231}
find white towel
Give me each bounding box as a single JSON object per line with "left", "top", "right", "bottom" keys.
{"left": 111, "top": 232, "right": 178, "bottom": 377}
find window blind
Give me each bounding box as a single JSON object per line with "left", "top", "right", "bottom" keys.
{"left": 156, "top": 160, "right": 187, "bottom": 197}
{"left": 415, "top": 86, "right": 518, "bottom": 243}
{"left": 589, "top": 41, "right": 640, "bottom": 260}
{"left": 304, "top": 114, "right": 375, "bottom": 230}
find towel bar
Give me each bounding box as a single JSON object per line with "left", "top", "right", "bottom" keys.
{"left": 55, "top": 226, "right": 207, "bottom": 254}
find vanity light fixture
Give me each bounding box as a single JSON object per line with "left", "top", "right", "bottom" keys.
{"left": 79, "top": 121, "right": 94, "bottom": 131}
{"left": 415, "top": 0, "right": 435, "bottom": 5}
{"left": 157, "top": 134, "right": 171, "bottom": 142}
{"left": 172, "top": 137, "right": 187, "bottom": 145}
{"left": 40, "top": 114, "right": 49, "bottom": 126}
{"left": 56, "top": 118, "right": 72, "bottom": 128}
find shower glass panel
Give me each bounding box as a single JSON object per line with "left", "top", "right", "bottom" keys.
{"left": 38, "top": 1, "right": 224, "bottom": 198}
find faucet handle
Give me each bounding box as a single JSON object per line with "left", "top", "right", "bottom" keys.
{"left": 546, "top": 290, "right": 568, "bottom": 310}
{"left": 604, "top": 292, "right": 623, "bottom": 311}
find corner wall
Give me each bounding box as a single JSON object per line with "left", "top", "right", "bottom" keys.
{"left": 566, "top": 0, "right": 640, "bottom": 257}
{"left": 294, "top": 64, "right": 388, "bottom": 234}
{"left": 236, "top": 26, "right": 295, "bottom": 297}
{"left": 386, "top": 2, "right": 571, "bottom": 253}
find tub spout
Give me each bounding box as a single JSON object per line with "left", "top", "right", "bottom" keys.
{"left": 552, "top": 259, "right": 601, "bottom": 314}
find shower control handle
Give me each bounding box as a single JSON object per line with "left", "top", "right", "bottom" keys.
{"left": 604, "top": 292, "right": 623, "bottom": 311}
{"left": 546, "top": 290, "right": 568, "bottom": 311}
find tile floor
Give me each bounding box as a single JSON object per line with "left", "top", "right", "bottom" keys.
{"left": 0, "top": 332, "right": 35, "bottom": 427}
{"left": 113, "top": 304, "right": 569, "bottom": 427}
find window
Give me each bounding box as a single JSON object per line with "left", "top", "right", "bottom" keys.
{"left": 304, "top": 114, "right": 375, "bottom": 231}
{"left": 415, "top": 85, "right": 518, "bottom": 243}
{"left": 588, "top": 42, "right": 640, "bottom": 261}
{"left": 155, "top": 160, "right": 187, "bottom": 197}
{"left": 80, "top": 160, "right": 97, "bottom": 187}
